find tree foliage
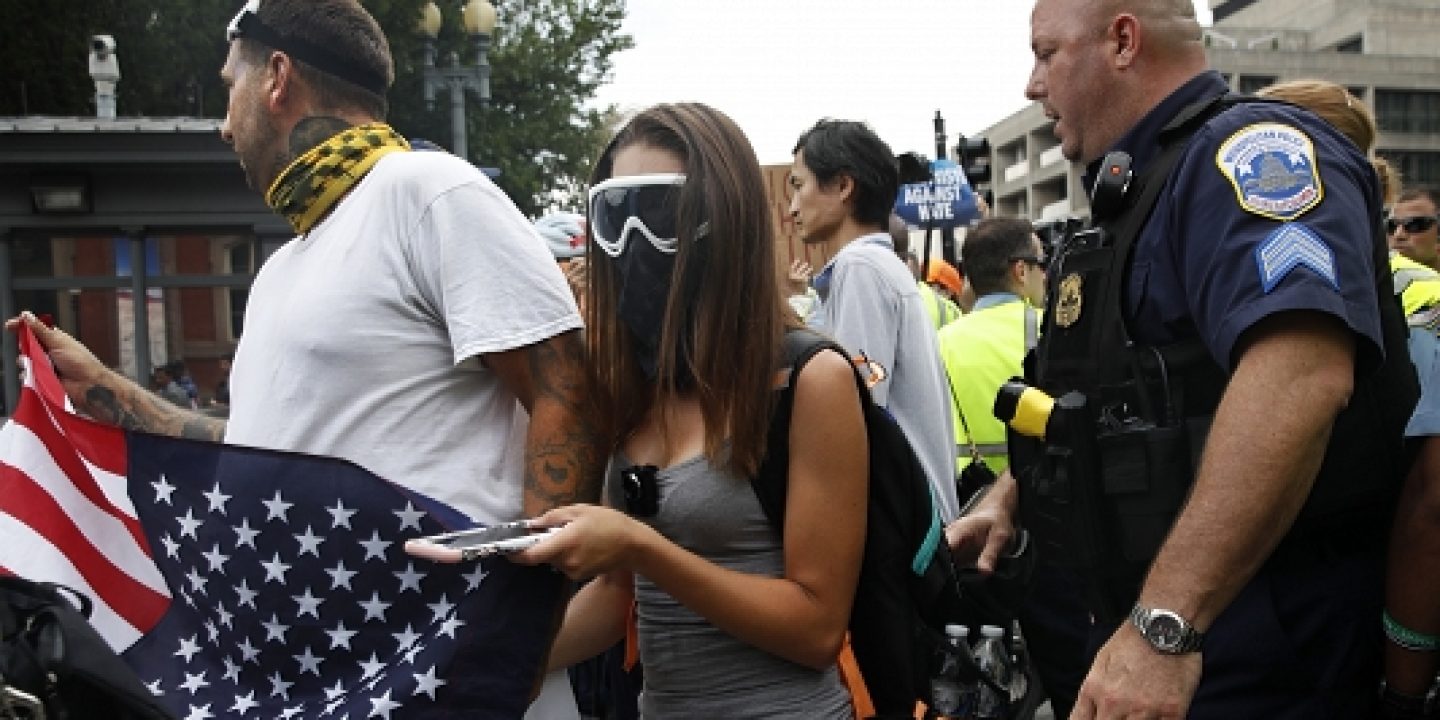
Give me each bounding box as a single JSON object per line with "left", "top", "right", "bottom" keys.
{"left": 0, "top": 0, "right": 632, "bottom": 217}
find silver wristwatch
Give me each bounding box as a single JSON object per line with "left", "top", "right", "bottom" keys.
{"left": 1129, "top": 604, "right": 1205, "bottom": 654}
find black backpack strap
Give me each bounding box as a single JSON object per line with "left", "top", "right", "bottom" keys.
{"left": 751, "top": 328, "right": 849, "bottom": 535}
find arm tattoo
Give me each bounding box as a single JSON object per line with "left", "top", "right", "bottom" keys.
{"left": 288, "top": 116, "right": 354, "bottom": 158}
{"left": 522, "top": 330, "right": 604, "bottom": 513}
{"left": 82, "top": 381, "right": 226, "bottom": 442}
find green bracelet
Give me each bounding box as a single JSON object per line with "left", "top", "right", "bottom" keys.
{"left": 1383, "top": 610, "right": 1440, "bottom": 652}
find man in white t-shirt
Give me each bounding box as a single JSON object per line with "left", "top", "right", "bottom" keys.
{"left": 11, "top": 1, "right": 601, "bottom": 716}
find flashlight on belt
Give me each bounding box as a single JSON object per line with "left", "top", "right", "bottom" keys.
{"left": 993, "top": 378, "right": 1056, "bottom": 440}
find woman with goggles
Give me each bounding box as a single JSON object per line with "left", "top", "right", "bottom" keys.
{"left": 514, "top": 103, "right": 868, "bottom": 718}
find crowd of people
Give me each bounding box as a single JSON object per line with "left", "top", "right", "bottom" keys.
{"left": 14, "top": 0, "right": 1440, "bottom": 718}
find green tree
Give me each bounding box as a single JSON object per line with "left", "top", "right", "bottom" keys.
{"left": 0, "top": 0, "right": 233, "bottom": 117}
{"left": 0, "top": 0, "right": 632, "bottom": 217}
{"left": 386, "top": 0, "right": 632, "bottom": 216}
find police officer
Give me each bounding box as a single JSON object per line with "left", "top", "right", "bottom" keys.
{"left": 947, "top": 1, "right": 1417, "bottom": 718}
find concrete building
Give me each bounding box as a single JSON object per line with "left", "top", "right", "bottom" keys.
{"left": 979, "top": 0, "right": 1440, "bottom": 223}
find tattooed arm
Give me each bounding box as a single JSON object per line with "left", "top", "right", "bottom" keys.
{"left": 8, "top": 312, "right": 226, "bottom": 441}
{"left": 483, "top": 329, "right": 605, "bottom": 516}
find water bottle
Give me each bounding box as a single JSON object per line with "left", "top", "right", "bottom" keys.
{"left": 972, "top": 625, "right": 1012, "bottom": 720}
{"left": 930, "top": 624, "right": 973, "bottom": 718}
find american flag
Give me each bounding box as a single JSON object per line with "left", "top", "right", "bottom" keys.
{"left": 0, "top": 326, "right": 564, "bottom": 719}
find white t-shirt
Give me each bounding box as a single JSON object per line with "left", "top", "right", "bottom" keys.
{"left": 226, "top": 150, "right": 582, "bottom": 717}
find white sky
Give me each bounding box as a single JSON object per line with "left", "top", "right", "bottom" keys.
{"left": 591, "top": 1, "right": 1214, "bottom": 166}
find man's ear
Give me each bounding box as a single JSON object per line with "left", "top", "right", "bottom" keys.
{"left": 265, "top": 50, "right": 295, "bottom": 112}
{"left": 832, "top": 173, "right": 857, "bottom": 206}
{"left": 1111, "top": 14, "right": 1141, "bottom": 70}
{"left": 1009, "top": 258, "right": 1027, "bottom": 288}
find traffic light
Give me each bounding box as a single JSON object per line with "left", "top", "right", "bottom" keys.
{"left": 957, "top": 136, "right": 994, "bottom": 209}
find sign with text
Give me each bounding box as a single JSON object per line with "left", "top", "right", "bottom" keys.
{"left": 894, "top": 158, "right": 979, "bottom": 229}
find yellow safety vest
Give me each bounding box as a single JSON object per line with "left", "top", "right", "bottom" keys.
{"left": 1391, "top": 251, "right": 1440, "bottom": 323}
{"left": 936, "top": 297, "right": 1038, "bottom": 473}
{"left": 918, "top": 282, "right": 962, "bottom": 330}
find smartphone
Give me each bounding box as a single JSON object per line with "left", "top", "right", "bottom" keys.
{"left": 405, "top": 520, "right": 562, "bottom": 562}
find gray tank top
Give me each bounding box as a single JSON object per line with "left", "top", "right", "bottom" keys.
{"left": 606, "top": 450, "right": 853, "bottom": 719}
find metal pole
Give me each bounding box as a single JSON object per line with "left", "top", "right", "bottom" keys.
{"left": 0, "top": 230, "right": 16, "bottom": 416}
{"left": 450, "top": 75, "right": 468, "bottom": 161}
{"left": 129, "top": 229, "right": 151, "bottom": 385}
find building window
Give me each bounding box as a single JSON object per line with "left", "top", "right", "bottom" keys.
{"left": 1238, "top": 75, "right": 1278, "bottom": 95}
{"left": 1333, "top": 35, "right": 1362, "bottom": 53}
{"left": 1376, "top": 90, "right": 1440, "bottom": 134}
{"left": 1379, "top": 150, "right": 1440, "bottom": 188}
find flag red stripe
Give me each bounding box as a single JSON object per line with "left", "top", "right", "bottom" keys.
{"left": 20, "top": 331, "right": 127, "bottom": 478}
{"left": 0, "top": 462, "right": 169, "bottom": 629}
{"left": 11, "top": 389, "right": 148, "bottom": 549}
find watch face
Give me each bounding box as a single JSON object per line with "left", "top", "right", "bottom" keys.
{"left": 1148, "top": 611, "right": 1186, "bottom": 650}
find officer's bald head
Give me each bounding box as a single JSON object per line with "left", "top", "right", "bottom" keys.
{"left": 1080, "top": 0, "right": 1203, "bottom": 53}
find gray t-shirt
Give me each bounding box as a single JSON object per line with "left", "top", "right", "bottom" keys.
{"left": 810, "top": 233, "right": 960, "bottom": 521}
{"left": 607, "top": 452, "right": 852, "bottom": 719}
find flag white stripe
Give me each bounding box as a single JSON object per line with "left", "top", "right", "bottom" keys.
{"left": 0, "top": 512, "right": 144, "bottom": 650}
{"left": 0, "top": 422, "right": 168, "bottom": 597}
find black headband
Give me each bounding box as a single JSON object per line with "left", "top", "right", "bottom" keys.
{"left": 230, "top": 11, "right": 389, "bottom": 97}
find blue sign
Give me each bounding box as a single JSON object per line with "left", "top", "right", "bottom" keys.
{"left": 893, "top": 158, "right": 979, "bottom": 229}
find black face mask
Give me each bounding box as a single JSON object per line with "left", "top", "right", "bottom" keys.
{"left": 611, "top": 227, "right": 704, "bottom": 386}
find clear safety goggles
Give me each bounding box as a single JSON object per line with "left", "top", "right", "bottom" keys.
{"left": 587, "top": 174, "right": 702, "bottom": 257}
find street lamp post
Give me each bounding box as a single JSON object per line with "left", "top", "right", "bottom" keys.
{"left": 418, "top": 0, "right": 496, "bottom": 162}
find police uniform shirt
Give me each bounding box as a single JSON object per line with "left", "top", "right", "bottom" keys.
{"left": 1097, "top": 71, "right": 1385, "bottom": 374}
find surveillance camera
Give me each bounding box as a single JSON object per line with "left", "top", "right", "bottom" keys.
{"left": 91, "top": 35, "right": 116, "bottom": 54}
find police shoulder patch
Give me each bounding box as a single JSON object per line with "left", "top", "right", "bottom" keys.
{"left": 1254, "top": 222, "right": 1337, "bottom": 294}
{"left": 1215, "top": 123, "right": 1323, "bottom": 221}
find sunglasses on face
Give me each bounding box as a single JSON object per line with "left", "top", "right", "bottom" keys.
{"left": 587, "top": 174, "right": 696, "bottom": 258}
{"left": 1387, "top": 215, "right": 1440, "bottom": 235}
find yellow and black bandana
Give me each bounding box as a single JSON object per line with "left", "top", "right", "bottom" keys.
{"left": 265, "top": 123, "right": 410, "bottom": 234}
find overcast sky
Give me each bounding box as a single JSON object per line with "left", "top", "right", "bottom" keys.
{"left": 591, "top": 1, "right": 1215, "bottom": 166}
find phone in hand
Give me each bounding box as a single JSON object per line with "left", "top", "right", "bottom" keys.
{"left": 405, "top": 520, "right": 563, "bottom": 562}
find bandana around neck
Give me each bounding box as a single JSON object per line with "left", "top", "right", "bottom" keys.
{"left": 265, "top": 122, "right": 410, "bottom": 234}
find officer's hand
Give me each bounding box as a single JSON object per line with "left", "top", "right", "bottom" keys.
{"left": 1071, "top": 624, "right": 1202, "bottom": 720}
{"left": 944, "top": 502, "right": 1013, "bottom": 574}
{"left": 5, "top": 311, "right": 110, "bottom": 407}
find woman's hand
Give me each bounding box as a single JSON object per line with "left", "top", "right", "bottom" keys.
{"left": 511, "top": 504, "right": 652, "bottom": 580}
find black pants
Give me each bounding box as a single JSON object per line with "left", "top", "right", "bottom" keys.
{"left": 1018, "top": 562, "right": 1090, "bottom": 719}
{"left": 1086, "top": 537, "right": 1384, "bottom": 719}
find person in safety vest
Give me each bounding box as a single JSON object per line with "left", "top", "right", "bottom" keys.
{"left": 937, "top": 217, "right": 1044, "bottom": 474}
{"left": 938, "top": 216, "right": 1093, "bottom": 717}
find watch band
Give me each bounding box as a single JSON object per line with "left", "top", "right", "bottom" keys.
{"left": 1129, "top": 603, "right": 1205, "bottom": 654}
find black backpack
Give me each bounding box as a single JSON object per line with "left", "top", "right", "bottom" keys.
{"left": 0, "top": 575, "right": 173, "bottom": 720}
{"left": 751, "top": 328, "right": 969, "bottom": 719}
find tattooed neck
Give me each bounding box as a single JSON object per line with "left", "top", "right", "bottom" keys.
{"left": 287, "top": 116, "right": 354, "bottom": 159}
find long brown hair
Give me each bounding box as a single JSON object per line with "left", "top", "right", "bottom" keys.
{"left": 1257, "top": 79, "right": 1400, "bottom": 204}
{"left": 586, "top": 103, "right": 791, "bottom": 477}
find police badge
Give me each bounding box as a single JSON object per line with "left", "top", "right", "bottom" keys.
{"left": 1216, "top": 123, "right": 1323, "bottom": 221}
{"left": 1055, "top": 273, "right": 1084, "bottom": 328}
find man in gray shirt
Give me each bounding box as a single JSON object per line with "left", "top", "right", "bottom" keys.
{"left": 788, "top": 119, "right": 960, "bottom": 521}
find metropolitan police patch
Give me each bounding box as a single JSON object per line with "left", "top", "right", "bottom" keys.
{"left": 1216, "top": 123, "right": 1323, "bottom": 221}
{"left": 1254, "top": 222, "right": 1337, "bottom": 294}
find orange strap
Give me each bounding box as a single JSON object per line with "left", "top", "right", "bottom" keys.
{"left": 837, "top": 634, "right": 876, "bottom": 720}
{"left": 623, "top": 599, "right": 640, "bottom": 671}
